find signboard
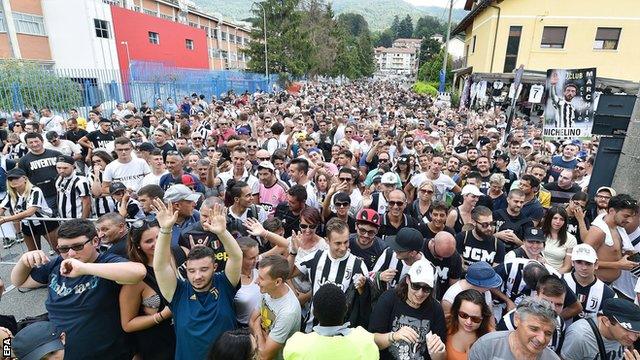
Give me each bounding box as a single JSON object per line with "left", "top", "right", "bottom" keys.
{"left": 543, "top": 68, "right": 596, "bottom": 140}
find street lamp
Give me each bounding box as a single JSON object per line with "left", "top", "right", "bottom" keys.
{"left": 120, "top": 41, "right": 132, "bottom": 82}
{"left": 254, "top": 2, "right": 269, "bottom": 81}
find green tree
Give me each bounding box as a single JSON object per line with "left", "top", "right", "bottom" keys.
{"left": 417, "top": 49, "right": 453, "bottom": 85}
{"left": 397, "top": 15, "right": 414, "bottom": 39}
{"left": 300, "top": 0, "right": 339, "bottom": 76}
{"left": 419, "top": 37, "right": 442, "bottom": 65}
{"left": 0, "top": 60, "right": 82, "bottom": 111}
{"left": 390, "top": 15, "right": 401, "bottom": 39}
{"left": 373, "top": 29, "right": 394, "bottom": 47}
{"left": 245, "top": 0, "right": 311, "bottom": 78}
{"left": 414, "top": 16, "right": 445, "bottom": 39}
{"left": 335, "top": 13, "right": 375, "bottom": 79}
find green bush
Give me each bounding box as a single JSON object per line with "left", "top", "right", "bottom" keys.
{"left": 412, "top": 81, "right": 438, "bottom": 96}
{"left": 0, "top": 60, "right": 82, "bottom": 112}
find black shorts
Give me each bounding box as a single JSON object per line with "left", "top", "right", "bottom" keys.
{"left": 21, "top": 221, "right": 59, "bottom": 238}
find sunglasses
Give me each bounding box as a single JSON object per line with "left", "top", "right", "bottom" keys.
{"left": 378, "top": 159, "right": 389, "bottom": 163}
{"left": 57, "top": 238, "right": 92, "bottom": 254}
{"left": 299, "top": 223, "right": 317, "bottom": 230}
{"left": 339, "top": 177, "right": 352, "bottom": 182}
{"left": 475, "top": 220, "right": 496, "bottom": 228}
{"left": 357, "top": 227, "right": 377, "bottom": 237}
{"left": 131, "top": 219, "right": 158, "bottom": 230}
{"left": 166, "top": 150, "right": 181, "bottom": 156}
{"left": 335, "top": 201, "right": 350, "bottom": 208}
{"left": 258, "top": 157, "right": 271, "bottom": 161}
{"left": 192, "top": 137, "right": 203, "bottom": 140}
{"left": 419, "top": 189, "right": 434, "bottom": 194}
{"left": 388, "top": 201, "right": 404, "bottom": 208}
{"left": 410, "top": 282, "right": 432, "bottom": 293}
{"left": 575, "top": 166, "right": 585, "bottom": 170}
{"left": 458, "top": 311, "right": 483, "bottom": 324}
{"left": 247, "top": 145, "right": 258, "bottom": 149}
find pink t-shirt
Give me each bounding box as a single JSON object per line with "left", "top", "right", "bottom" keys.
{"left": 259, "top": 181, "right": 288, "bottom": 213}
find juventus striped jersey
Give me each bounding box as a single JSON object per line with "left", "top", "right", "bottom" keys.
{"left": 297, "top": 250, "right": 368, "bottom": 332}
{"left": 55, "top": 174, "right": 91, "bottom": 218}
{"left": 563, "top": 272, "right": 615, "bottom": 323}
{"left": 89, "top": 170, "right": 116, "bottom": 217}
{"left": 0, "top": 186, "right": 52, "bottom": 226}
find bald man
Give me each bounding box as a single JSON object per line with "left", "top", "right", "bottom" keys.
{"left": 423, "top": 231, "right": 463, "bottom": 301}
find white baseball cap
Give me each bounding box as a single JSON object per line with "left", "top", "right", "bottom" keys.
{"left": 381, "top": 172, "right": 397, "bottom": 185}
{"left": 407, "top": 259, "right": 435, "bottom": 288}
{"left": 461, "top": 184, "right": 483, "bottom": 196}
{"left": 571, "top": 244, "right": 598, "bottom": 263}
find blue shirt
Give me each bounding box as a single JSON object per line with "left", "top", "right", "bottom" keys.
{"left": 159, "top": 173, "right": 206, "bottom": 194}
{"left": 549, "top": 155, "right": 578, "bottom": 181}
{"left": 170, "top": 272, "right": 238, "bottom": 360}
{"left": 171, "top": 210, "right": 200, "bottom": 246}
{"left": 30, "top": 253, "right": 130, "bottom": 360}
{"left": 521, "top": 197, "right": 544, "bottom": 222}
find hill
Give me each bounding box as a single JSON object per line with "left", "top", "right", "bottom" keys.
{"left": 192, "top": 0, "right": 467, "bottom": 32}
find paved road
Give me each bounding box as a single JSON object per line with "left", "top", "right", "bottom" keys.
{"left": 0, "top": 240, "right": 48, "bottom": 322}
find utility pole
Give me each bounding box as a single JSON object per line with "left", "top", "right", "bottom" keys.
{"left": 439, "top": 0, "right": 454, "bottom": 93}
{"left": 611, "top": 85, "right": 640, "bottom": 195}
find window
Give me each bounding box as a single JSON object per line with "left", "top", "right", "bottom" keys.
{"left": 185, "top": 39, "right": 194, "bottom": 50}
{"left": 189, "top": 21, "right": 198, "bottom": 28}
{"left": 472, "top": 35, "right": 476, "bottom": 53}
{"left": 148, "top": 31, "right": 159, "bottom": 44}
{"left": 143, "top": 9, "right": 157, "bottom": 16}
{"left": 13, "top": 12, "right": 46, "bottom": 36}
{"left": 160, "top": 14, "right": 173, "bottom": 20}
{"left": 0, "top": 12, "right": 5, "bottom": 32}
{"left": 229, "top": 34, "right": 235, "bottom": 43}
{"left": 221, "top": 31, "right": 227, "bottom": 41}
{"left": 503, "top": 26, "right": 522, "bottom": 73}
{"left": 236, "top": 36, "right": 243, "bottom": 45}
{"left": 594, "top": 27, "right": 621, "bottom": 50}
{"left": 541, "top": 26, "right": 567, "bottom": 49}
{"left": 133, "top": 6, "right": 141, "bottom": 12}
{"left": 212, "top": 28, "right": 218, "bottom": 39}
{"left": 221, "top": 50, "right": 228, "bottom": 59}
{"left": 94, "top": 19, "right": 110, "bottom": 39}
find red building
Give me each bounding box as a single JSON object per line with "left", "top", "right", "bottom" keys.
{"left": 111, "top": 5, "right": 209, "bottom": 83}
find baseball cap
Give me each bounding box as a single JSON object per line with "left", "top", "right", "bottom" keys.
{"left": 308, "top": 147, "right": 322, "bottom": 155}
{"left": 355, "top": 208, "right": 381, "bottom": 227}
{"left": 56, "top": 155, "right": 75, "bottom": 166}
{"left": 387, "top": 228, "right": 423, "bottom": 252}
{"left": 571, "top": 243, "right": 597, "bottom": 263}
{"left": 429, "top": 131, "right": 441, "bottom": 138}
{"left": 523, "top": 227, "right": 545, "bottom": 243}
{"left": 237, "top": 128, "right": 250, "bottom": 135}
{"left": 407, "top": 258, "right": 435, "bottom": 288}
{"left": 45, "top": 131, "right": 58, "bottom": 141}
{"left": 494, "top": 153, "right": 510, "bottom": 163}
{"left": 381, "top": 172, "right": 397, "bottom": 185}
{"left": 257, "top": 161, "right": 275, "bottom": 171}
{"left": 13, "top": 321, "right": 64, "bottom": 360}
{"left": 109, "top": 182, "right": 127, "bottom": 195}
{"left": 181, "top": 174, "right": 195, "bottom": 187}
{"left": 596, "top": 186, "right": 617, "bottom": 197}
{"left": 164, "top": 184, "right": 200, "bottom": 203}
{"left": 601, "top": 298, "right": 640, "bottom": 332}
{"left": 137, "top": 142, "right": 155, "bottom": 152}
{"left": 466, "top": 261, "right": 502, "bottom": 288}
{"left": 7, "top": 167, "right": 26, "bottom": 179}
{"left": 461, "top": 184, "right": 483, "bottom": 197}
{"left": 397, "top": 155, "right": 409, "bottom": 164}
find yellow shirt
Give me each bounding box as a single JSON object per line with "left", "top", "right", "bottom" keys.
{"left": 283, "top": 327, "right": 379, "bottom": 360}
{"left": 538, "top": 187, "right": 551, "bottom": 209}
{"left": 76, "top": 117, "right": 87, "bottom": 130}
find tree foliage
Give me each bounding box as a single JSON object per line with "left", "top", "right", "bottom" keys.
{"left": 419, "top": 37, "right": 442, "bottom": 66}
{"left": 397, "top": 15, "right": 414, "bottom": 39}
{"left": 417, "top": 49, "right": 453, "bottom": 85}
{"left": 413, "top": 15, "right": 446, "bottom": 39}
{"left": 245, "top": 0, "right": 373, "bottom": 80}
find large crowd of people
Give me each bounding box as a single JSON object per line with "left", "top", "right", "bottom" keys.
{"left": 0, "top": 81, "right": 639, "bottom": 360}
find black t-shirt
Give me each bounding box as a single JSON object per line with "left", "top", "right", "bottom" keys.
{"left": 64, "top": 128, "right": 90, "bottom": 156}
{"left": 325, "top": 213, "right": 357, "bottom": 235}
{"left": 422, "top": 225, "right": 455, "bottom": 242}
{"left": 349, "top": 234, "right": 387, "bottom": 270}
{"left": 18, "top": 149, "right": 62, "bottom": 198}
{"left": 157, "top": 142, "right": 177, "bottom": 160}
{"left": 423, "top": 244, "right": 463, "bottom": 301}
{"left": 545, "top": 182, "right": 582, "bottom": 206}
{"left": 273, "top": 202, "right": 301, "bottom": 238}
{"left": 566, "top": 215, "right": 590, "bottom": 244}
{"left": 493, "top": 209, "right": 534, "bottom": 252}
{"left": 86, "top": 130, "right": 115, "bottom": 149}
{"left": 492, "top": 167, "right": 518, "bottom": 193}
{"left": 369, "top": 290, "right": 447, "bottom": 360}
{"left": 378, "top": 214, "right": 423, "bottom": 240}
{"left": 179, "top": 222, "right": 227, "bottom": 271}
{"left": 455, "top": 230, "right": 505, "bottom": 268}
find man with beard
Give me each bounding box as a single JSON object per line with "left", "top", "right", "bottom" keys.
{"left": 493, "top": 189, "right": 534, "bottom": 253}
{"left": 349, "top": 208, "right": 385, "bottom": 269}
{"left": 372, "top": 227, "right": 427, "bottom": 291}
{"left": 475, "top": 155, "right": 492, "bottom": 191}
{"left": 586, "top": 186, "right": 616, "bottom": 223}
{"left": 456, "top": 205, "right": 505, "bottom": 269}
{"left": 584, "top": 194, "right": 639, "bottom": 284}
{"left": 154, "top": 200, "right": 242, "bottom": 360}
{"left": 377, "top": 189, "right": 422, "bottom": 239}
{"left": 550, "top": 74, "right": 578, "bottom": 128}
{"left": 54, "top": 155, "right": 91, "bottom": 219}
{"left": 443, "top": 156, "right": 459, "bottom": 178}
{"left": 519, "top": 175, "right": 545, "bottom": 225}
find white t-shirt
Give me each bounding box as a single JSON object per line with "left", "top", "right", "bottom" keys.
{"left": 542, "top": 232, "right": 577, "bottom": 272}
{"left": 217, "top": 169, "right": 260, "bottom": 195}
{"left": 140, "top": 170, "right": 169, "bottom": 187}
{"left": 103, "top": 158, "right": 151, "bottom": 192}
{"left": 411, "top": 172, "right": 456, "bottom": 203}
{"left": 39, "top": 115, "right": 65, "bottom": 135}
{"left": 45, "top": 139, "right": 81, "bottom": 157}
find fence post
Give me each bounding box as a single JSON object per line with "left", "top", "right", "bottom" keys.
{"left": 11, "top": 82, "right": 23, "bottom": 111}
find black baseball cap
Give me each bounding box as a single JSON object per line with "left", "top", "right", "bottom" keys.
{"left": 137, "top": 142, "right": 155, "bottom": 152}
{"left": 13, "top": 321, "right": 64, "bottom": 360}
{"left": 524, "top": 227, "right": 545, "bottom": 242}
{"left": 602, "top": 298, "right": 640, "bottom": 332}
{"left": 387, "top": 228, "right": 423, "bottom": 252}
{"left": 109, "top": 182, "right": 127, "bottom": 195}
{"left": 7, "top": 167, "right": 26, "bottom": 179}
{"left": 56, "top": 155, "right": 75, "bottom": 165}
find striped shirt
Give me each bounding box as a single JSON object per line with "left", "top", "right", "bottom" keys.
{"left": 89, "top": 170, "right": 116, "bottom": 217}
{"left": 563, "top": 272, "right": 615, "bottom": 323}
{"left": 495, "top": 258, "right": 560, "bottom": 303}
{"left": 371, "top": 247, "right": 412, "bottom": 290}
{"left": 0, "top": 186, "right": 52, "bottom": 226}
{"left": 55, "top": 174, "right": 91, "bottom": 218}
{"left": 297, "top": 250, "right": 368, "bottom": 332}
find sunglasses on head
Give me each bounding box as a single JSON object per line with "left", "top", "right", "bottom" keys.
{"left": 410, "top": 282, "right": 432, "bottom": 293}
{"left": 299, "top": 223, "right": 317, "bottom": 230}
{"left": 458, "top": 311, "right": 483, "bottom": 324}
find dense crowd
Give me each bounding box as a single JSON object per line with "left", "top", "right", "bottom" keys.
{"left": 0, "top": 81, "right": 639, "bottom": 360}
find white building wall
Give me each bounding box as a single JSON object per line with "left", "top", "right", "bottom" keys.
{"left": 42, "top": 0, "right": 120, "bottom": 77}
{"left": 447, "top": 38, "right": 465, "bottom": 60}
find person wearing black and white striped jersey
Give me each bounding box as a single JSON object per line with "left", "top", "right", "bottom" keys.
{"left": 293, "top": 218, "right": 368, "bottom": 332}
{"left": 563, "top": 244, "right": 615, "bottom": 324}
{"left": 496, "top": 275, "right": 568, "bottom": 355}
{"left": 372, "top": 227, "right": 427, "bottom": 291}
{"left": 54, "top": 155, "right": 91, "bottom": 219}
{"left": 504, "top": 227, "right": 547, "bottom": 263}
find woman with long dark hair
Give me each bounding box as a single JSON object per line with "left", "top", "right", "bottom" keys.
{"left": 233, "top": 236, "right": 261, "bottom": 327}
{"left": 119, "top": 219, "right": 188, "bottom": 359}
{"left": 542, "top": 206, "right": 577, "bottom": 273}
{"left": 446, "top": 289, "right": 494, "bottom": 360}
{"left": 564, "top": 191, "right": 590, "bottom": 244}
{"left": 393, "top": 155, "right": 414, "bottom": 189}
{"left": 88, "top": 150, "right": 116, "bottom": 217}
{"left": 369, "top": 259, "right": 447, "bottom": 360}
{"left": 207, "top": 328, "right": 258, "bottom": 360}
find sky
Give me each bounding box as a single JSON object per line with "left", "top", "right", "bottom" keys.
{"left": 404, "top": 0, "right": 466, "bottom": 9}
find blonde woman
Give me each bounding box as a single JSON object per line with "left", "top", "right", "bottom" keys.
{"left": 407, "top": 179, "right": 435, "bottom": 224}
{"left": 0, "top": 168, "right": 58, "bottom": 252}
